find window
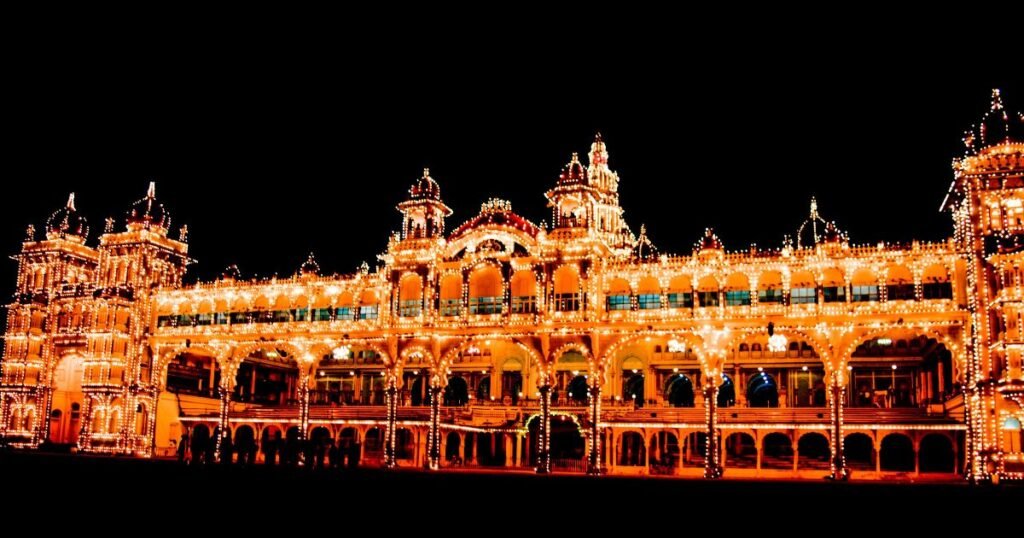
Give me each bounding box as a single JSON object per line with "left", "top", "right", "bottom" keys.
{"left": 293, "top": 308, "right": 310, "bottom": 321}
{"left": 923, "top": 282, "right": 953, "bottom": 300}
{"left": 698, "top": 291, "right": 719, "bottom": 307}
{"left": 511, "top": 295, "right": 536, "bottom": 314}
{"left": 358, "top": 305, "right": 378, "bottom": 320}
{"left": 335, "top": 307, "right": 354, "bottom": 321}
{"left": 791, "top": 287, "right": 816, "bottom": 304}
{"left": 758, "top": 288, "right": 782, "bottom": 303}
{"left": 399, "top": 300, "right": 421, "bottom": 317}
{"left": 725, "top": 290, "right": 751, "bottom": 306}
{"left": 176, "top": 314, "right": 194, "bottom": 326}
{"left": 230, "top": 312, "right": 250, "bottom": 324}
{"left": 157, "top": 315, "right": 173, "bottom": 327}
{"left": 469, "top": 296, "right": 501, "bottom": 315}
{"left": 852, "top": 285, "right": 879, "bottom": 302}
{"left": 667, "top": 292, "right": 693, "bottom": 308}
{"left": 887, "top": 284, "right": 916, "bottom": 301}
{"left": 213, "top": 313, "right": 229, "bottom": 325}
{"left": 272, "top": 310, "right": 292, "bottom": 322}
{"left": 313, "top": 308, "right": 332, "bottom": 322}
{"left": 606, "top": 294, "right": 631, "bottom": 311}
{"left": 637, "top": 293, "right": 661, "bottom": 310}
{"left": 439, "top": 298, "right": 461, "bottom": 317}
{"left": 823, "top": 286, "right": 846, "bottom": 303}
{"left": 554, "top": 293, "right": 580, "bottom": 312}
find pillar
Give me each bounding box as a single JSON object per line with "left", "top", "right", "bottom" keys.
{"left": 537, "top": 384, "right": 551, "bottom": 473}
{"left": 504, "top": 435, "right": 513, "bottom": 467}
{"left": 298, "top": 372, "right": 310, "bottom": 443}
{"left": 384, "top": 383, "right": 398, "bottom": 468}
{"left": 587, "top": 384, "right": 603, "bottom": 475}
{"left": 828, "top": 371, "right": 848, "bottom": 480}
{"left": 214, "top": 388, "right": 230, "bottom": 460}
{"left": 427, "top": 384, "right": 441, "bottom": 470}
{"left": 703, "top": 378, "right": 722, "bottom": 479}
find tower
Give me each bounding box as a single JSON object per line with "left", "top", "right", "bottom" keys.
{"left": 947, "top": 89, "right": 1024, "bottom": 480}
{"left": 545, "top": 134, "right": 632, "bottom": 256}
{"left": 77, "top": 182, "right": 189, "bottom": 453}
{"left": 396, "top": 168, "right": 452, "bottom": 242}
{"left": 0, "top": 194, "right": 97, "bottom": 446}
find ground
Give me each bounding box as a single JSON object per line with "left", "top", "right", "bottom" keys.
{"left": 2, "top": 450, "right": 1020, "bottom": 527}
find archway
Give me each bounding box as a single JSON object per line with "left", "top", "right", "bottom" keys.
{"left": 48, "top": 354, "right": 86, "bottom": 444}
{"left": 684, "top": 432, "right": 707, "bottom": 466}
{"left": 567, "top": 375, "right": 590, "bottom": 404}
{"left": 395, "top": 428, "right": 414, "bottom": 460}
{"left": 649, "top": 431, "right": 679, "bottom": 473}
{"left": 445, "top": 431, "right": 462, "bottom": 464}
{"left": 444, "top": 376, "right": 468, "bottom": 406}
{"left": 718, "top": 374, "right": 735, "bottom": 407}
{"left": 880, "top": 433, "right": 914, "bottom": 472}
{"left": 665, "top": 374, "right": 694, "bottom": 407}
{"left": 234, "top": 348, "right": 299, "bottom": 405}
{"left": 528, "top": 415, "right": 584, "bottom": 471}
{"left": 190, "top": 424, "right": 211, "bottom": 465}
{"left": 618, "top": 431, "right": 645, "bottom": 466}
{"left": 476, "top": 376, "right": 491, "bottom": 401}
{"left": 724, "top": 432, "right": 756, "bottom": 468}
{"left": 844, "top": 433, "right": 875, "bottom": 471}
{"left": 260, "top": 425, "right": 283, "bottom": 465}
{"left": 797, "top": 432, "right": 830, "bottom": 470}
{"left": 761, "top": 433, "right": 793, "bottom": 470}
{"left": 235, "top": 425, "right": 256, "bottom": 465}
{"left": 623, "top": 373, "right": 644, "bottom": 407}
{"left": 476, "top": 432, "right": 507, "bottom": 466}
{"left": 919, "top": 434, "right": 955, "bottom": 473}
{"left": 283, "top": 426, "right": 301, "bottom": 466}
{"left": 364, "top": 427, "right": 384, "bottom": 461}
{"left": 747, "top": 372, "right": 779, "bottom": 407}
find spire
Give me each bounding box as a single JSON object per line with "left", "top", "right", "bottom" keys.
{"left": 992, "top": 88, "right": 1005, "bottom": 111}
{"left": 589, "top": 132, "right": 608, "bottom": 167}
{"left": 147, "top": 181, "right": 156, "bottom": 199}
{"left": 66, "top": 192, "right": 76, "bottom": 211}
{"left": 299, "top": 252, "right": 321, "bottom": 276}
{"left": 809, "top": 197, "right": 819, "bottom": 220}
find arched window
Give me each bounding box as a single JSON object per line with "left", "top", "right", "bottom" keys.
{"left": 851, "top": 268, "right": 878, "bottom": 302}
{"left": 553, "top": 266, "right": 581, "bottom": 312}
{"left": 637, "top": 277, "right": 661, "bottom": 310}
{"left": 758, "top": 271, "right": 784, "bottom": 304}
{"left": 886, "top": 265, "right": 915, "bottom": 301}
{"left": 822, "top": 268, "right": 846, "bottom": 303}
{"left": 606, "top": 278, "right": 632, "bottom": 311}
{"left": 724, "top": 273, "right": 750, "bottom": 306}
{"left": 398, "top": 275, "right": 423, "bottom": 317}
{"left": 439, "top": 274, "right": 463, "bottom": 317}
{"left": 791, "top": 270, "right": 816, "bottom": 304}
{"left": 510, "top": 270, "right": 538, "bottom": 314}
{"left": 667, "top": 275, "right": 693, "bottom": 308}
{"left": 923, "top": 264, "right": 953, "bottom": 300}
{"left": 469, "top": 266, "right": 503, "bottom": 315}
{"left": 358, "top": 290, "right": 379, "bottom": 320}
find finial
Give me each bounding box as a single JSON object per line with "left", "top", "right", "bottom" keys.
{"left": 147, "top": 181, "right": 156, "bottom": 198}
{"left": 104, "top": 217, "right": 115, "bottom": 233}
{"left": 991, "top": 88, "right": 1004, "bottom": 111}
{"left": 66, "top": 192, "right": 76, "bottom": 211}
{"left": 423, "top": 167, "right": 430, "bottom": 177}
{"left": 570, "top": 152, "right": 580, "bottom": 163}
{"left": 639, "top": 223, "right": 647, "bottom": 236}
{"left": 809, "top": 197, "right": 818, "bottom": 218}
{"left": 25, "top": 224, "right": 35, "bottom": 242}
{"left": 595, "top": 132, "right": 603, "bottom": 142}
{"left": 179, "top": 224, "right": 189, "bottom": 242}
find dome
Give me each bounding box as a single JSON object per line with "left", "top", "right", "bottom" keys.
{"left": 449, "top": 198, "right": 540, "bottom": 241}
{"left": 45, "top": 193, "right": 88, "bottom": 241}
{"left": 221, "top": 264, "right": 242, "bottom": 281}
{"left": 964, "top": 89, "right": 1024, "bottom": 155}
{"left": 821, "top": 220, "right": 847, "bottom": 245}
{"left": 697, "top": 228, "right": 723, "bottom": 252}
{"left": 558, "top": 153, "right": 587, "bottom": 185}
{"left": 796, "top": 198, "right": 846, "bottom": 248}
{"left": 127, "top": 182, "right": 170, "bottom": 230}
{"left": 410, "top": 168, "right": 442, "bottom": 201}
{"left": 299, "top": 252, "right": 320, "bottom": 276}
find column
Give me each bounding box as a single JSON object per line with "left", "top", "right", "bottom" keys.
{"left": 215, "top": 388, "right": 230, "bottom": 460}
{"left": 427, "top": 384, "right": 441, "bottom": 470}
{"left": 587, "top": 384, "right": 603, "bottom": 475}
{"left": 298, "top": 371, "right": 311, "bottom": 443}
{"left": 537, "top": 384, "right": 551, "bottom": 473}
{"left": 504, "top": 435, "right": 513, "bottom": 467}
{"left": 384, "top": 383, "right": 398, "bottom": 468}
{"left": 828, "top": 371, "right": 848, "bottom": 480}
{"left": 703, "top": 378, "right": 722, "bottom": 479}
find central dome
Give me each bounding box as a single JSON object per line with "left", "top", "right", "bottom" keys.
{"left": 410, "top": 168, "right": 442, "bottom": 201}
{"left": 127, "top": 182, "right": 170, "bottom": 230}
{"left": 46, "top": 193, "right": 88, "bottom": 241}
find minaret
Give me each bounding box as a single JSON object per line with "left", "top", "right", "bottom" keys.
{"left": 947, "top": 89, "right": 1024, "bottom": 481}
{"left": 396, "top": 168, "right": 453, "bottom": 241}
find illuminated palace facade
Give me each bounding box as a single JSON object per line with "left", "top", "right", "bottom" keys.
{"left": 3, "top": 92, "right": 1023, "bottom": 482}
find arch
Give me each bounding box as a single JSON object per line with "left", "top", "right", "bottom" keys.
{"left": 439, "top": 273, "right": 463, "bottom": 316}
{"left": 637, "top": 276, "right": 660, "bottom": 294}
{"left": 760, "top": 432, "right": 793, "bottom": 470}
{"left": 337, "top": 290, "right": 354, "bottom": 307}
{"left": 607, "top": 278, "right": 632, "bottom": 295}
{"left": 648, "top": 431, "right": 680, "bottom": 472}
{"left": 398, "top": 274, "right": 423, "bottom": 316}
{"left": 510, "top": 270, "right": 537, "bottom": 297}
{"left": 553, "top": 265, "right": 580, "bottom": 295}
{"left": 665, "top": 374, "right": 695, "bottom": 407}
{"left": 272, "top": 294, "right": 291, "bottom": 311}
{"left": 724, "top": 432, "right": 757, "bottom": 468}
{"left": 668, "top": 275, "right": 692, "bottom": 292}
{"left": 253, "top": 295, "right": 271, "bottom": 310}
{"left": 923, "top": 264, "right": 950, "bottom": 282}
{"left": 851, "top": 267, "right": 877, "bottom": 286}
{"left": 622, "top": 373, "right": 644, "bottom": 406}
{"left": 566, "top": 375, "right": 590, "bottom": 403}
{"left": 886, "top": 264, "right": 914, "bottom": 284}
{"left": 796, "top": 432, "right": 830, "bottom": 470}
{"left": 468, "top": 265, "right": 503, "bottom": 315}
{"left": 231, "top": 295, "right": 249, "bottom": 312}
{"left": 359, "top": 289, "right": 378, "bottom": 306}
{"left": 791, "top": 270, "right": 816, "bottom": 288}
{"left": 364, "top": 427, "right": 384, "bottom": 456}
{"left": 747, "top": 372, "right": 778, "bottom": 407}
{"left": 758, "top": 270, "right": 784, "bottom": 289}
{"left": 445, "top": 431, "right": 462, "bottom": 463}
{"left": 621, "top": 356, "right": 644, "bottom": 371}
{"left": 821, "top": 267, "right": 844, "bottom": 287}
{"left": 879, "top": 432, "right": 914, "bottom": 472}
{"left": 919, "top": 433, "right": 955, "bottom": 473}
{"left": 886, "top": 264, "right": 915, "bottom": 301}
{"left": 500, "top": 358, "right": 523, "bottom": 372}
{"left": 844, "top": 432, "right": 875, "bottom": 471}
{"left": 234, "top": 425, "right": 256, "bottom": 464}
{"left": 618, "top": 431, "right": 646, "bottom": 466}
{"left": 718, "top": 374, "right": 735, "bottom": 407}
{"left": 724, "top": 272, "right": 749, "bottom": 291}
{"left": 444, "top": 376, "right": 469, "bottom": 406}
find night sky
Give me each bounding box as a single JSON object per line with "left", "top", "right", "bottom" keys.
{"left": 4, "top": 55, "right": 1020, "bottom": 289}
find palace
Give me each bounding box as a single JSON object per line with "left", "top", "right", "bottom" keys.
{"left": 2, "top": 91, "right": 1023, "bottom": 482}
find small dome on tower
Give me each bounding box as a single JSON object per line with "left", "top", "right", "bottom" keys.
{"left": 821, "top": 220, "right": 847, "bottom": 245}
{"left": 964, "top": 89, "right": 1024, "bottom": 155}
{"left": 558, "top": 153, "right": 587, "bottom": 185}
{"left": 127, "top": 182, "right": 170, "bottom": 230}
{"left": 46, "top": 193, "right": 88, "bottom": 241}
{"left": 589, "top": 132, "right": 608, "bottom": 167}
{"left": 697, "top": 228, "right": 724, "bottom": 252}
{"left": 221, "top": 264, "right": 242, "bottom": 281}
{"left": 410, "top": 168, "right": 442, "bottom": 201}
{"left": 299, "top": 252, "right": 321, "bottom": 276}
{"left": 632, "top": 224, "right": 659, "bottom": 261}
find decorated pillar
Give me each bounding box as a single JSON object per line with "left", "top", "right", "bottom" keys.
{"left": 828, "top": 369, "right": 849, "bottom": 480}
{"left": 587, "top": 384, "right": 603, "bottom": 475}
{"left": 384, "top": 373, "right": 399, "bottom": 468}
{"left": 537, "top": 384, "right": 551, "bottom": 473}
{"left": 703, "top": 375, "right": 722, "bottom": 479}
{"left": 427, "top": 379, "right": 442, "bottom": 470}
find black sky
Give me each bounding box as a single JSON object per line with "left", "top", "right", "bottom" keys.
{"left": 4, "top": 48, "right": 1021, "bottom": 288}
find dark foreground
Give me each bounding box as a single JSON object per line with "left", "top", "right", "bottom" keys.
{"left": 2, "top": 450, "right": 1020, "bottom": 526}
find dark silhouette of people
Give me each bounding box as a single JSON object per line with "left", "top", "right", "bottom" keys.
{"left": 177, "top": 431, "right": 189, "bottom": 464}
{"left": 219, "top": 430, "right": 233, "bottom": 465}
